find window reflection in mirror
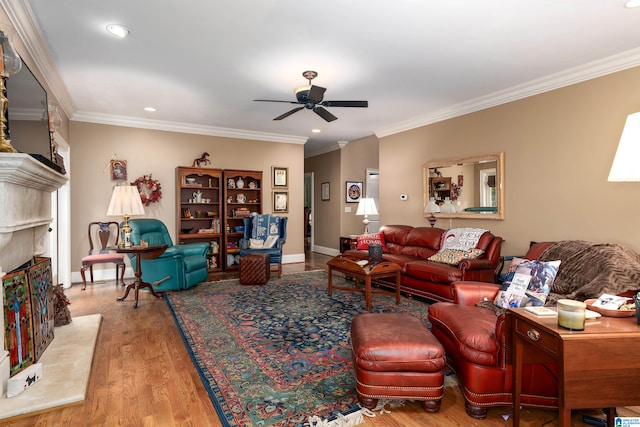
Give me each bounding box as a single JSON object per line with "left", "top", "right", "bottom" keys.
{"left": 423, "top": 153, "right": 504, "bottom": 220}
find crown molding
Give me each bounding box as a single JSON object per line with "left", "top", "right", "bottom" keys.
{"left": 376, "top": 47, "right": 640, "bottom": 138}
{"left": 1, "top": 0, "right": 76, "bottom": 119}
{"left": 72, "top": 111, "right": 308, "bottom": 145}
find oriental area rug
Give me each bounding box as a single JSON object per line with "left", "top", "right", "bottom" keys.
{"left": 165, "top": 270, "right": 432, "bottom": 427}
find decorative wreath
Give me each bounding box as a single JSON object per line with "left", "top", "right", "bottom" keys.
{"left": 132, "top": 174, "right": 162, "bottom": 206}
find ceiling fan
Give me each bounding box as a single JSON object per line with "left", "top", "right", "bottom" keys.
{"left": 254, "top": 70, "right": 368, "bottom": 122}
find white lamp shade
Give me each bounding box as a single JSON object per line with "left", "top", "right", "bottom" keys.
{"left": 424, "top": 197, "right": 441, "bottom": 213}
{"left": 608, "top": 112, "right": 640, "bottom": 182}
{"left": 356, "top": 198, "right": 378, "bottom": 216}
{"left": 107, "top": 185, "right": 145, "bottom": 217}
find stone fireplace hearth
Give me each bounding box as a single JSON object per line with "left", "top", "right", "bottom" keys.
{"left": 0, "top": 153, "right": 67, "bottom": 394}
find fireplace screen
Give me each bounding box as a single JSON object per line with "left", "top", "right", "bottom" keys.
{"left": 3, "top": 257, "right": 54, "bottom": 376}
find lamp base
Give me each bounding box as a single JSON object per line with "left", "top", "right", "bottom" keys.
{"left": 0, "top": 76, "right": 17, "bottom": 153}
{"left": 362, "top": 216, "right": 370, "bottom": 234}
{"left": 427, "top": 214, "right": 437, "bottom": 227}
{"left": 122, "top": 215, "right": 132, "bottom": 247}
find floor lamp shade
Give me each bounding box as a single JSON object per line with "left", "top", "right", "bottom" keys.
{"left": 608, "top": 112, "right": 640, "bottom": 182}
{"left": 107, "top": 185, "right": 145, "bottom": 247}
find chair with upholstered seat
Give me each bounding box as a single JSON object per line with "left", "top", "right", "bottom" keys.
{"left": 127, "top": 218, "right": 210, "bottom": 291}
{"left": 80, "top": 221, "right": 126, "bottom": 290}
{"left": 239, "top": 215, "right": 287, "bottom": 278}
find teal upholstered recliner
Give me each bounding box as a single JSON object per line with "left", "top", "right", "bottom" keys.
{"left": 127, "top": 218, "right": 209, "bottom": 291}
{"left": 239, "top": 215, "right": 287, "bottom": 278}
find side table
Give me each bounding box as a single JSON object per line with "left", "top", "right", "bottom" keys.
{"left": 116, "top": 245, "right": 168, "bottom": 308}
{"left": 510, "top": 308, "right": 640, "bottom": 427}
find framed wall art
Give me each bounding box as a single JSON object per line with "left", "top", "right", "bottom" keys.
{"left": 273, "top": 191, "right": 289, "bottom": 213}
{"left": 110, "top": 159, "right": 127, "bottom": 181}
{"left": 321, "top": 182, "right": 330, "bottom": 201}
{"left": 345, "top": 181, "right": 363, "bottom": 203}
{"left": 272, "top": 166, "right": 288, "bottom": 188}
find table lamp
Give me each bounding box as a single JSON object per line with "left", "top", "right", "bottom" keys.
{"left": 355, "top": 197, "right": 378, "bottom": 234}
{"left": 107, "top": 185, "right": 145, "bottom": 247}
{"left": 424, "top": 197, "right": 441, "bottom": 227}
{"left": 608, "top": 112, "right": 640, "bottom": 182}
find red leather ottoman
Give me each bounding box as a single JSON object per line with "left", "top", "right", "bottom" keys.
{"left": 350, "top": 313, "right": 446, "bottom": 412}
{"left": 239, "top": 254, "right": 270, "bottom": 285}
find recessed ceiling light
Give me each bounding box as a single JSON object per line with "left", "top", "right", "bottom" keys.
{"left": 625, "top": 0, "right": 640, "bottom": 8}
{"left": 312, "top": 129, "right": 321, "bottom": 133}
{"left": 144, "top": 107, "right": 156, "bottom": 112}
{"left": 106, "top": 24, "right": 130, "bottom": 39}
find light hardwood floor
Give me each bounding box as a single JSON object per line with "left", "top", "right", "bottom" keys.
{"left": 0, "top": 251, "right": 618, "bottom": 426}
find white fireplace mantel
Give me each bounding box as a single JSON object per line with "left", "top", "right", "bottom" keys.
{"left": 0, "top": 153, "right": 68, "bottom": 395}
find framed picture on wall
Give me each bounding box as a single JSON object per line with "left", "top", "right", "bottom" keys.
{"left": 110, "top": 160, "right": 127, "bottom": 181}
{"left": 273, "top": 191, "right": 289, "bottom": 213}
{"left": 321, "top": 182, "right": 330, "bottom": 201}
{"left": 272, "top": 166, "right": 288, "bottom": 188}
{"left": 345, "top": 181, "right": 362, "bottom": 203}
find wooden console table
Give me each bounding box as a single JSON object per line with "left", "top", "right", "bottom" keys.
{"left": 327, "top": 255, "right": 401, "bottom": 311}
{"left": 116, "top": 245, "right": 168, "bottom": 308}
{"left": 510, "top": 308, "right": 640, "bottom": 427}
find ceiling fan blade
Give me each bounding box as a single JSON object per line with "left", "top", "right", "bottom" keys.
{"left": 274, "top": 106, "right": 304, "bottom": 120}
{"left": 254, "top": 99, "right": 302, "bottom": 104}
{"left": 321, "top": 100, "right": 368, "bottom": 108}
{"left": 307, "top": 85, "right": 326, "bottom": 103}
{"left": 313, "top": 106, "right": 338, "bottom": 122}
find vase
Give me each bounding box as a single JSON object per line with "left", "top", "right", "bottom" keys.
{"left": 368, "top": 243, "right": 383, "bottom": 266}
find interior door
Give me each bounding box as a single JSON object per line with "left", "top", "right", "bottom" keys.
{"left": 365, "top": 168, "right": 380, "bottom": 233}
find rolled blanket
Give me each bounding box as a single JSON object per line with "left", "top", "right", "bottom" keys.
{"left": 538, "top": 240, "right": 640, "bottom": 305}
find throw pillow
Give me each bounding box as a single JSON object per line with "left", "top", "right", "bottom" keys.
{"left": 428, "top": 248, "right": 484, "bottom": 265}
{"left": 439, "top": 228, "right": 488, "bottom": 251}
{"left": 263, "top": 235, "right": 278, "bottom": 248}
{"left": 249, "top": 239, "right": 264, "bottom": 249}
{"left": 493, "top": 258, "right": 561, "bottom": 308}
{"left": 356, "top": 232, "right": 387, "bottom": 251}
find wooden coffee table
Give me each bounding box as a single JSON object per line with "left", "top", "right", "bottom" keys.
{"left": 327, "top": 255, "right": 401, "bottom": 311}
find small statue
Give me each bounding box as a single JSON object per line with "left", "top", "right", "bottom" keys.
{"left": 192, "top": 152, "right": 211, "bottom": 168}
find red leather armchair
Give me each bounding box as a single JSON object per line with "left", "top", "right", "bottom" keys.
{"left": 427, "top": 243, "right": 558, "bottom": 418}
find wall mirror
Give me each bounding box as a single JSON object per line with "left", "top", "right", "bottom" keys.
{"left": 423, "top": 152, "right": 504, "bottom": 220}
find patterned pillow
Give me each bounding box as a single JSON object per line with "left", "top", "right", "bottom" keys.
{"left": 428, "top": 248, "right": 485, "bottom": 265}
{"left": 493, "top": 258, "right": 561, "bottom": 308}
{"left": 356, "top": 232, "right": 387, "bottom": 251}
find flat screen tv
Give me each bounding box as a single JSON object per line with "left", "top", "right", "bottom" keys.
{"left": 4, "top": 60, "right": 59, "bottom": 172}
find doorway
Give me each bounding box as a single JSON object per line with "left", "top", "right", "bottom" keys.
{"left": 304, "top": 172, "right": 313, "bottom": 250}
{"left": 365, "top": 168, "right": 380, "bottom": 233}
{"left": 47, "top": 134, "right": 71, "bottom": 288}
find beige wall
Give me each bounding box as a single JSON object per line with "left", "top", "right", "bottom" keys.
{"left": 305, "top": 149, "right": 341, "bottom": 251}
{"left": 305, "top": 135, "right": 379, "bottom": 253}
{"left": 70, "top": 121, "right": 305, "bottom": 274}
{"left": 341, "top": 135, "right": 379, "bottom": 236}
{"left": 379, "top": 66, "right": 640, "bottom": 256}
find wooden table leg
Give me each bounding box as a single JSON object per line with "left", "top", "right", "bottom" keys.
{"left": 117, "top": 254, "right": 162, "bottom": 308}
{"left": 365, "top": 276, "right": 372, "bottom": 311}
{"left": 328, "top": 267, "right": 333, "bottom": 296}
{"left": 395, "top": 271, "right": 401, "bottom": 305}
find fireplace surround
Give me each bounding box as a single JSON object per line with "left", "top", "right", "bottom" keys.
{"left": 0, "top": 153, "right": 67, "bottom": 394}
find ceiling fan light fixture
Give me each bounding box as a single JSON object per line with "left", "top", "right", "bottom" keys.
{"left": 106, "top": 24, "right": 131, "bottom": 39}
{"left": 626, "top": 0, "right": 640, "bottom": 7}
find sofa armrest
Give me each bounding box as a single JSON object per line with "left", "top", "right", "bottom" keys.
{"left": 458, "top": 258, "right": 493, "bottom": 271}
{"left": 451, "top": 281, "right": 501, "bottom": 306}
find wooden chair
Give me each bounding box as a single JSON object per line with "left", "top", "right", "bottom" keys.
{"left": 80, "top": 221, "right": 125, "bottom": 290}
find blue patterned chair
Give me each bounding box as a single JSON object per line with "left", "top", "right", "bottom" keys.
{"left": 239, "top": 215, "right": 287, "bottom": 278}
{"left": 127, "top": 218, "right": 209, "bottom": 291}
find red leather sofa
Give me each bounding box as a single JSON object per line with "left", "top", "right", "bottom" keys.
{"left": 427, "top": 242, "right": 558, "bottom": 419}
{"left": 343, "top": 224, "right": 503, "bottom": 302}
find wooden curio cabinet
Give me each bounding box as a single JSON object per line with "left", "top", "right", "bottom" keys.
{"left": 223, "top": 169, "right": 262, "bottom": 272}
{"left": 176, "top": 167, "right": 223, "bottom": 272}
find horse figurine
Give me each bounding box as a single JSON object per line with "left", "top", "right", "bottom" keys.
{"left": 192, "top": 152, "right": 211, "bottom": 167}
